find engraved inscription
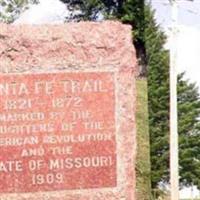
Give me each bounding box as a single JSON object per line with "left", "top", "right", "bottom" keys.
{"left": 0, "top": 72, "right": 116, "bottom": 193}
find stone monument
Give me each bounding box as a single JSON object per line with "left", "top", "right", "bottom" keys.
{"left": 0, "top": 21, "right": 137, "bottom": 200}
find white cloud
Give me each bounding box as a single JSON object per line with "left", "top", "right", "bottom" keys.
{"left": 180, "top": 186, "right": 200, "bottom": 199}
{"left": 166, "top": 25, "right": 200, "bottom": 89}
{"left": 176, "top": 25, "right": 200, "bottom": 88}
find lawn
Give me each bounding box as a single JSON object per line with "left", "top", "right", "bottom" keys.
{"left": 136, "top": 79, "right": 151, "bottom": 199}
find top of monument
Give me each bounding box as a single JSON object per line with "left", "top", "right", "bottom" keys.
{"left": 0, "top": 21, "right": 137, "bottom": 73}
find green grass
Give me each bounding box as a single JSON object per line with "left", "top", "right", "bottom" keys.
{"left": 136, "top": 79, "right": 152, "bottom": 199}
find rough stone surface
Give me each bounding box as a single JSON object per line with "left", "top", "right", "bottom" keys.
{"left": 0, "top": 21, "right": 137, "bottom": 200}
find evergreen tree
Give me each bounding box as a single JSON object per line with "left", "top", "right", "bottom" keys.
{"left": 144, "top": 4, "right": 170, "bottom": 189}
{"left": 178, "top": 73, "right": 200, "bottom": 189}
{"left": 61, "top": 0, "right": 124, "bottom": 21}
